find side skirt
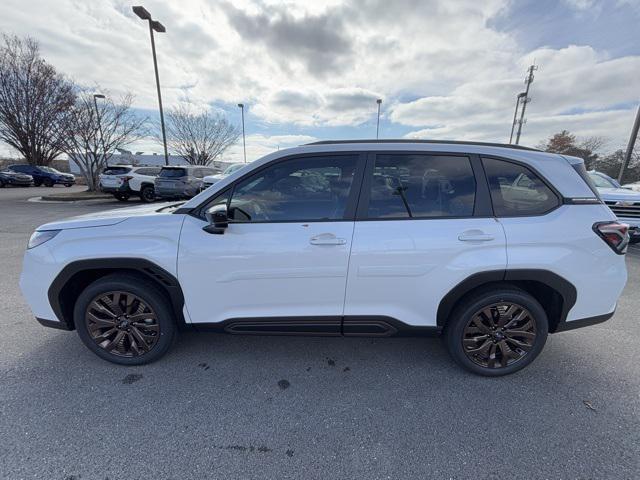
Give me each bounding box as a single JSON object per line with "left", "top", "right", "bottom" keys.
{"left": 190, "top": 316, "right": 442, "bottom": 338}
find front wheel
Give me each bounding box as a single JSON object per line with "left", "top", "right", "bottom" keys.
{"left": 444, "top": 286, "right": 548, "bottom": 376}
{"left": 0, "top": 179, "right": 5, "bottom": 188}
{"left": 74, "top": 274, "right": 176, "bottom": 365}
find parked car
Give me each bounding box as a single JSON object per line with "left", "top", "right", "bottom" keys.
{"left": 0, "top": 169, "right": 33, "bottom": 187}
{"left": 9, "top": 164, "right": 75, "bottom": 187}
{"left": 203, "top": 163, "right": 245, "bottom": 188}
{"left": 588, "top": 170, "right": 640, "bottom": 244}
{"left": 20, "top": 140, "right": 629, "bottom": 376}
{"left": 99, "top": 165, "right": 162, "bottom": 203}
{"left": 622, "top": 180, "right": 640, "bottom": 192}
{"left": 154, "top": 165, "right": 217, "bottom": 199}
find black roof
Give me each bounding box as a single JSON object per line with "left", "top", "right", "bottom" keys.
{"left": 305, "top": 139, "right": 540, "bottom": 152}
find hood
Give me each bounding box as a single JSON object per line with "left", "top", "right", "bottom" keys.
{"left": 37, "top": 202, "right": 182, "bottom": 231}
{"left": 597, "top": 187, "right": 640, "bottom": 202}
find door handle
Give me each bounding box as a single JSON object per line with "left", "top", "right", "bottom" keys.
{"left": 458, "top": 231, "right": 494, "bottom": 242}
{"left": 310, "top": 234, "right": 347, "bottom": 246}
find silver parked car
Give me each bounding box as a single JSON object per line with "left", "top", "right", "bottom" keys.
{"left": 589, "top": 170, "right": 640, "bottom": 244}
{"left": 154, "top": 166, "right": 218, "bottom": 199}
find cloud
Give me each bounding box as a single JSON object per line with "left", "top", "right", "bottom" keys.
{"left": 221, "top": 2, "right": 353, "bottom": 76}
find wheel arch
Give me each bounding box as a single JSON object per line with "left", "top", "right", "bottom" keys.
{"left": 436, "top": 269, "right": 577, "bottom": 333}
{"left": 48, "top": 258, "right": 187, "bottom": 331}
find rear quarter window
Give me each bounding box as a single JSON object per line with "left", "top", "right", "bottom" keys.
{"left": 103, "top": 167, "right": 132, "bottom": 175}
{"left": 482, "top": 158, "right": 559, "bottom": 216}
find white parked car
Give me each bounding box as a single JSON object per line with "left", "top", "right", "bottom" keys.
{"left": 622, "top": 180, "right": 640, "bottom": 192}
{"left": 588, "top": 171, "right": 640, "bottom": 244}
{"left": 202, "top": 163, "right": 245, "bottom": 189}
{"left": 99, "top": 165, "right": 162, "bottom": 203}
{"left": 20, "top": 140, "right": 629, "bottom": 376}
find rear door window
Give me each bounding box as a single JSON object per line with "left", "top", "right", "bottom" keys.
{"left": 482, "top": 158, "right": 559, "bottom": 216}
{"left": 365, "top": 154, "right": 476, "bottom": 218}
{"left": 159, "top": 168, "right": 187, "bottom": 178}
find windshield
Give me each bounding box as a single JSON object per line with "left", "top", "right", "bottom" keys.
{"left": 159, "top": 168, "right": 187, "bottom": 178}
{"left": 589, "top": 172, "right": 619, "bottom": 189}
{"left": 224, "top": 164, "right": 244, "bottom": 175}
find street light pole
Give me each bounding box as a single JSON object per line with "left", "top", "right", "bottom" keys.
{"left": 133, "top": 6, "right": 169, "bottom": 166}
{"left": 92, "top": 94, "right": 107, "bottom": 162}
{"left": 238, "top": 103, "right": 246, "bottom": 163}
{"left": 376, "top": 99, "right": 382, "bottom": 139}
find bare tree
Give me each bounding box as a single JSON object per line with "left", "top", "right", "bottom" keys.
{"left": 59, "top": 91, "right": 147, "bottom": 191}
{"left": 0, "top": 35, "right": 76, "bottom": 165}
{"left": 165, "top": 104, "right": 240, "bottom": 165}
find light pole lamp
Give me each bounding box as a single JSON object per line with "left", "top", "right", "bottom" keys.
{"left": 376, "top": 99, "right": 382, "bottom": 139}
{"left": 93, "top": 94, "right": 107, "bottom": 161}
{"left": 133, "top": 6, "right": 169, "bottom": 166}
{"left": 238, "top": 103, "right": 246, "bottom": 163}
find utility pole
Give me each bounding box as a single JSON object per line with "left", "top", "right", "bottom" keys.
{"left": 514, "top": 64, "right": 538, "bottom": 145}
{"left": 509, "top": 93, "right": 525, "bottom": 144}
{"left": 238, "top": 103, "right": 246, "bottom": 163}
{"left": 618, "top": 104, "right": 640, "bottom": 183}
{"left": 376, "top": 99, "right": 382, "bottom": 139}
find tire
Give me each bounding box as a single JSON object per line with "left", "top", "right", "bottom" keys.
{"left": 64, "top": 183, "right": 73, "bottom": 187}
{"left": 444, "top": 285, "right": 548, "bottom": 377}
{"left": 33, "top": 179, "right": 42, "bottom": 187}
{"left": 43, "top": 178, "right": 54, "bottom": 187}
{"left": 139, "top": 185, "right": 155, "bottom": 203}
{"left": 74, "top": 273, "right": 176, "bottom": 365}
{"left": 0, "top": 179, "right": 5, "bottom": 188}
{"left": 114, "top": 192, "right": 130, "bottom": 201}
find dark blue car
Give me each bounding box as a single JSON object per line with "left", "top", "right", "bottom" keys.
{"left": 9, "top": 164, "right": 75, "bottom": 187}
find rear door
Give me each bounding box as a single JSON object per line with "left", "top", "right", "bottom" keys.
{"left": 344, "top": 152, "right": 507, "bottom": 329}
{"left": 178, "top": 153, "right": 366, "bottom": 330}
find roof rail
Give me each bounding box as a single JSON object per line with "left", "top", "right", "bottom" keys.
{"left": 304, "top": 139, "right": 541, "bottom": 152}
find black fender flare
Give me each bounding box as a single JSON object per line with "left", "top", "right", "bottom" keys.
{"left": 48, "top": 258, "right": 187, "bottom": 330}
{"left": 436, "top": 269, "right": 577, "bottom": 330}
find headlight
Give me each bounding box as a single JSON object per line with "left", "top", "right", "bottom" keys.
{"left": 28, "top": 230, "right": 60, "bottom": 249}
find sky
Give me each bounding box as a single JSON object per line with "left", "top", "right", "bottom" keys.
{"left": 0, "top": 0, "right": 639, "bottom": 162}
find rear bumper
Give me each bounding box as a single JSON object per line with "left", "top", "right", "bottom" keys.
{"left": 554, "top": 310, "right": 615, "bottom": 332}
{"left": 101, "top": 184, "right": 131, "bottom": 194}
{"left": 155, "top": 186, "right": 190, "bottom": 198}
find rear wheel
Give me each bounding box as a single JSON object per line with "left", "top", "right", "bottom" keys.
{"left": 114, "top": 192, "right": 130, "bottom": 201}
{"left": 444, "top": 286, "right": 548, "bottom": 376}
{"left": 74, "top": 274, "right": 176, "bottom": 365}
{"left": 33, "top": 179, "right": 42, "bottom": 187}
{"left": 139, "top": 185, "right": 155, "bottom": 203}
{"left": 43, "top": 178, "right": 54, "bottom": 187}
{"left": 64, "top": 183, "right": 73, "bottom": 187}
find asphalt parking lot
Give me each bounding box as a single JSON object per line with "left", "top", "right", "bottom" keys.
{"left": 1, "top": 186, "right": 639, "bottom": 480}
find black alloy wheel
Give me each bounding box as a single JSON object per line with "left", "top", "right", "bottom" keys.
{"left": 462, "top": 302, "right": 536, "bottom": 369}
{"left": 85, "top": 291, "right": 160, "bottom": 357}
{"left": 444, "top": 286, "right": 548, "bottom": 376}
{"left": 74, "top": 274, "right": 176, "bottom": 365}
{"left": 43, "top": 178, "right": 54, "bottom": 187}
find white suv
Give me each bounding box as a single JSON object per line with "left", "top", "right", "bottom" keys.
{"left": 99, "top": 165, "right": 162, "bottom": 203}
{"left": 20, "top": 141, "right": 629, "bottom": 376}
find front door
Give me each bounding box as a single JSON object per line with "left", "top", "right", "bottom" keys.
{"left": 177, "top": 153, "right": 364, "bottom": 331}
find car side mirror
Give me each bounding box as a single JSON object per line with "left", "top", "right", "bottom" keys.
{"left": 203, "top": 204, "right": 228, "bottom": 235}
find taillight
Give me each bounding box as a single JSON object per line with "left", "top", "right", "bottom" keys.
{"left": 593, "top": 221, "right": 629, "bottom": 255}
